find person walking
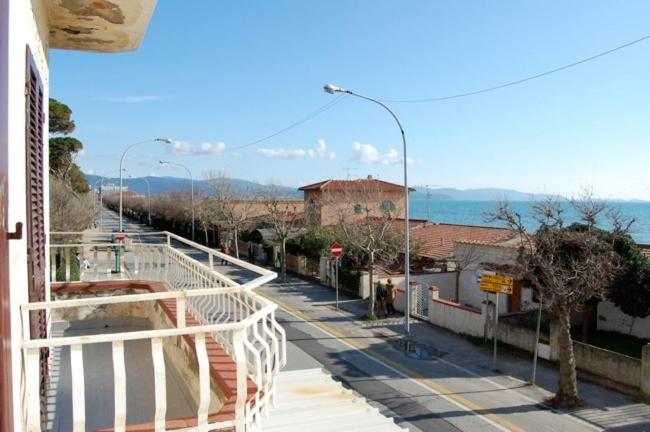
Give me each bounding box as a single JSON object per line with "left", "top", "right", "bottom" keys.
{"left": 220, "top": 241, "right": 230, "bottom": 265}
{"left": 385, "top": 278, "right": 396, "bottom": 315}
{"left": 375, "top": 280, "right": 388, "bottom": 319}
{"left": 248, "top": 241, "right": 255, "bottom": 264}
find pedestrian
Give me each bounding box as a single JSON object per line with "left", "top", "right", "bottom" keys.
{"left": 385, "top": 278, "right": 396, "bottom": 315}
{"left": 248, "top": 241, "right": 254, "bottom": 264}
{"left": 221, "top": 241, "right": 230, "bottom": 265}
{"left": 375, "top": 280, "right": 388, "bottom": 318}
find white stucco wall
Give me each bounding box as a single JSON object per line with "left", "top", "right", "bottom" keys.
{"left": 456, "top": 243, "right": 520, "bottom": 312}
{"left": 597, "top": 300, "right": 650, "bottom": 340}
{"left": 2, "top": 0, "right": 49, "bottom": 429}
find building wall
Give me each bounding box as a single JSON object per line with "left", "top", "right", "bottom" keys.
{"left": 2, "top": 0, "right": 49, "bottom": 429}
{"left": 307, "top": 189, "right": 406, "bottom": 226}
{"left": 455, "top": 243, "right": 535, "bottom": 312}
{"left": 597, "top": 300, "right": 650, "bottom": 339}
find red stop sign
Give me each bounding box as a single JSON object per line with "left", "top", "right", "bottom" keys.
{"left": 331, "top": 242, "right": 343, "bottom": 258}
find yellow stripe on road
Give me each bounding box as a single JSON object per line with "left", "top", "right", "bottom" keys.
{"left": 260, "top": 292, "right": 525, "bottom": 432}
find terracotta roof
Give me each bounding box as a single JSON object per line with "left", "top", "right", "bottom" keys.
{"left": 411, "top": 223, "right": 515, "bottom": 259}
{"left": 299, "top": 178, "right": 414, "bottom": 192}
{"left": 640, "top": 244, "right": 650, "bottom": 259}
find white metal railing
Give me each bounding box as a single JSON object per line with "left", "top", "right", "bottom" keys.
{"left": 23, "top": 231, "right": 286, "bottom": 432}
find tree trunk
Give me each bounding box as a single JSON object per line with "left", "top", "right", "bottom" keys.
{"left": 368, "top": 253, "right": 375, "bottom": 318}
{"left": 281, "top": 237, "right": 287, "bottom": 282}
{"left": 554, "top": 306, "right": 581, "bottom": 407}
{"left": 234, "top": 228, "right": 240, "bottom": 258}
{"left": 203, "top": 227, "right": 208, "bottom": 245}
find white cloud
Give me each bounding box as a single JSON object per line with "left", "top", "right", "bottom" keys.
{"left": 353, "top": 142, "right": 422, "bottom": 165}
{"left": 100, "top": 95, "right": 164, "bottom": 103}
{"left": 257, "top": 139, "right": 336, "bottom": 160}
{"left": 86, "top": 168, "right": 94, "bottom": 175}
{"left": 168, "top": 140, "right": 226, "bottom": 155}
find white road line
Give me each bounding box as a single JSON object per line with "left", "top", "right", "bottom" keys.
{"left": 276, "top": 304, "right": 511, "bottom": 432}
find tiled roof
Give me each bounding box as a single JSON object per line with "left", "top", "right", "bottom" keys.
{"left": 299, "top": 178, "right": 413, "bottom": 192}
{"left": 640, "top": 244, "right": 650, "bottom": 259}
{"left": 411, "top": 223, "right": 515, "bottom": 259}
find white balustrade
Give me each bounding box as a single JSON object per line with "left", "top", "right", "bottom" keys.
{"left": 24, "top": 231, "right": 286, "bottom": 431}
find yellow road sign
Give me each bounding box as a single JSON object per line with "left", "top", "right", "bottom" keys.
{"left": 480, "top": 274, "right": 514, "bottom": 294}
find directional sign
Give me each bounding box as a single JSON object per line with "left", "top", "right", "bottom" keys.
{"left": 330, "top": 242, "right": 343, "bottom": 258}
{"left": 480, "top": 274, "right": 514, "bottom": 294}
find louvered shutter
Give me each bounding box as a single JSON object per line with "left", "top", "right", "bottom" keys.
{"left": 25, "top": 49, "right": 48, "bottom": 423}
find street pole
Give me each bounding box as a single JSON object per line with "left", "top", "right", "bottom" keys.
{"left": 118, "top": 138, "right": 171, "bottom": 232}
{"left": 159, "top": 160, "right": 195, "bottom": 241}
{"left": 323, "top": 84, "right": 411, "bottom": 334}
{"left": 335, "top": 257, "right": 339, "bottom": 310}
{"left": 531, "top": 297, "right": 543, "bottom": 385}
{"left": 492, "top": 292, "right": 499, "bottom": 370}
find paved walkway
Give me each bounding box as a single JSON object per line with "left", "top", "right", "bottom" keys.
{"left": 92, "top": 208, "right": 650, "bottom": 431}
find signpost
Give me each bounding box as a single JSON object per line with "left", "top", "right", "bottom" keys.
{"left": 331, "top": 242, "right": 343, "bottom": 310}
{"left": 479, "top": 273, "right": 514, "bottom": 370}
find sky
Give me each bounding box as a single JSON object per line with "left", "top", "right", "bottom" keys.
{"left": 50, "top": 1, "right": 650, "bottom": 200}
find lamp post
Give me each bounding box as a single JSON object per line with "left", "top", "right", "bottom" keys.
{"left": 159, "top": 160, "right": 195, "bottom": 241}
{"left": 323, "top": 84, "right": 412, "bottom": 334}
{"left": 119, "top": 138, "right": 171, "bottom": 232}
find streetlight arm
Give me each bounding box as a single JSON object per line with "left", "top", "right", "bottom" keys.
{"left": 324, "top": 85, "right": 411, "bottom": 333}
{"left": 119, "top": 138, "right": 171, "bottom": 232}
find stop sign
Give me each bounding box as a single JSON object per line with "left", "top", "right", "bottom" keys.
{"left": 330, "top": 242, "right": 343, "bottom": 258}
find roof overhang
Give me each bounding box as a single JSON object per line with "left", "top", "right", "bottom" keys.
{"left": 46, "top": 0, "right": 158, "bottom": 53}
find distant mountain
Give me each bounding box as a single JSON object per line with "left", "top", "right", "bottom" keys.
{"left": 412, "top": 187, "right": 561, "bottom": 202}
{"left": 85, "top": 174, "right": 302, "bottom": 198}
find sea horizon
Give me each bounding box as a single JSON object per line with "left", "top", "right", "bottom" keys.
{"left": 410, "top": 198, "right": 650, "bottom": 244}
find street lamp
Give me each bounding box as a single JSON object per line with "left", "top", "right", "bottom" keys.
{"left": 119, "top": 138, "right": 172, "bottom": 232}
{"left": 323, "top": 83, "right": 412, "bottom": 334}
{"left": 159, "top": 160, "right": 195, "bottom": 241}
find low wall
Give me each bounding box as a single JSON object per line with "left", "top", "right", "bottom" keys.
{"left": 574, "top": 341, "right": 642, "bottom": 393}
{"left": 497, "top": 319, "right": 551, "bottom": 360}
{"left": 429, "top": 297, "right": 484, "bottom": 338}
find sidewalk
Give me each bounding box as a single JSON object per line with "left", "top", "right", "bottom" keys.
{"left": 258, "top": 273, "right": 650, "bottom": 432}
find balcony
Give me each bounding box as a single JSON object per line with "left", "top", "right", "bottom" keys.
{"left": 21, "top": 232, "right": 286, "bottom": 432}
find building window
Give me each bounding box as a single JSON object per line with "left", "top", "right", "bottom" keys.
{"left": 380, "top": 200, "right": 396, "bottom": 213}
{"left": 353, "top": 203, "right": 363, "bottom": 214}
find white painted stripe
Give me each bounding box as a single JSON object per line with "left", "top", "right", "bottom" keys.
{"left": 152, "top": 337, "right": 167, "bottom": 432}
{"left": 70, "top": 344, "right": 86, "bottom": 432}
{"left": 113, "top": 340, "right": 126, "bottom": 432}
{"left": 276, "top": 305, "right": 512, "bottom": 432}
{"left": 196, "top": 333, "right": 210, "bottom": 430}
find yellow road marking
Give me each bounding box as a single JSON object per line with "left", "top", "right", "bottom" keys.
{"left": 261, "top": 292, "right": 525, "bottom": 432}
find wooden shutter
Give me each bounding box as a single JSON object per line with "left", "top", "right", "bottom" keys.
{"left": 25, "top": 47, "right": 48, "bottom": 423}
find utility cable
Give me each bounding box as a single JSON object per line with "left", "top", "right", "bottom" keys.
{"left": 379, "top": 34, "right": 650, "bottom": 103}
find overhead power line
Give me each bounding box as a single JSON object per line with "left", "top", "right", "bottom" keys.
{"left": 379, "top": 34, "right": 650, "bottom": 103}
{"left": 225, "top": 94, "right": 348, "bottom": 153}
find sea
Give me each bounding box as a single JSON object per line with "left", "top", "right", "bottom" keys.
{"left": 409, "top": 199, "right": 650, "bottom": 244}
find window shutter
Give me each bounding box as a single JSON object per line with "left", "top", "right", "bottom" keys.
{"left": 25, "top": 48, "right": 48, "bottom": 425}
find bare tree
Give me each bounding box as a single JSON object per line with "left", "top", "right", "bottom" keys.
{"left": 489, "top": 196, "right": 622, "bottom": 407}
{"left": 326, "top": 181, "right": 405, "bottom": 318}
{"left": 206, "top": 172, "right": 255, "bottom": 258}
{"left": 261, "top": 186, "right": 303, "bottom": 282}
{"left": 452, "top": 241, "right": 489, "bottom": 302}
{"left": 194, "top": 193, "right": 218, "bottom": 245}
{"left": 49, "top": 175, "right": 94, "bottom": 236}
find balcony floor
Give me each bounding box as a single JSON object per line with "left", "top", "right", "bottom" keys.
{"left": 47, "top": 318, "right": 196, "bottom": 432}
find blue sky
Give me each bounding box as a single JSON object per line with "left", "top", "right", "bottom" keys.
{"left": 50, "top": 1, "right": 650, "bottom": 200}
